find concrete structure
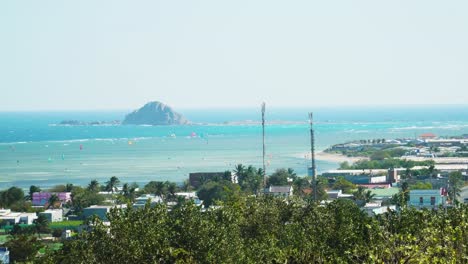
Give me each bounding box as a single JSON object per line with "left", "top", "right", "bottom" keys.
{"left": 0, "top": 247, "right": 9, "bottom": 264}
{"left": 424, "top": 138, "right": 467, "bottom": 147}
{"left": 408, "top": 189, "right": 446, "bottom": 209}
{"left": 175, "top": 192, "right": 203, "bottom": 206}
{"left": 320, "top": 169, "right": 390, "bottom": 184}
{"left": 39, "top": 209, "right": 63, "bottom": 222}
{"left": 264, "top": 186, "right": 293, "bottom": 198}
{"left": 419, "top": 133, "right": 437, "bottom": 140}
{"left": 326, "top": 190, "right": 354, "bottom": 200}
{"left": 370, "top": 187, "right": 400, "bottom": 200}
{"left": 82, "top": 205, "right": 127, "bottom": 221}
{"left": 322, "top": 169, "right": 388, "bottom": 177}
{"left": 132, "top": 194, "right": 163, "bottom": 209}
{"left": 0, "top": 209, "right": 38, "bottom": 225}
{"left": 19, "top": 213, "right": 38, "bottom": 225}
{"left": 0, "top": 210, "right": 21, "bottom": 225}
{"left": 362, "top": 202, "right": 396, "bottom": 216}
{"left": 32, "top": 192, "right": 71, "bottom": 206}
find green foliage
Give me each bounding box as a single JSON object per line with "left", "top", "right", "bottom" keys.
{"left": 144, "top": 181, "right": 180, "bottom": 201}
{"left": 267, "top": 168, "right": 296, "bottom": 186}
{"left": 5, "top": 235, "right": 42, "bottom": 263}
{"left": 353, "top": 186, "right": 376, "bottom": 204}
{"left": 71, "top": 187, "right": 105, "bottom": 214}
{"left": 345, "top": 158, "right": 435, "bottom": 170}
{"left": 40, "top": 199, "right": 468, "bottom": 263}
{"left": 10, "top": 224, "right": 36, "bottom": 236}
{"left": 0, "top": 187, "right": 24, "bottom": 207}
{"left": 236, "top": 164, "right": 263, "bottom": 194}
{"left": 197, "top": 180, "right": 241, "bottom": 207}
{"left": 52, "top": 228, "right": 63, "bottom": 238}
{"left": 87, "top": 179, "right": 100, "bottom": 193}
{"left": 34, "top": 214, "right": 50, "bottom": 235}
{"left": 332, "top": 177, "right": 356, "bottom": 194}
{"left": 448, "top": 171, "right": 463, "bottom": 202}
{"left": 28, "top": 185, "right": 41, "bottom": 200}
{"left": 48, "top": 184, "right": 68, "bottom": 192}
{"left": 105, "top": 176, "right": 120, "bottom": 193}
{"left": 409, "top": 181, "right": 433, "bottom": 190}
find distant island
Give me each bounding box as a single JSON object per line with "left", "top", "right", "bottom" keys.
{"left": 58, "top": 101, "right": 190, "bottom": 126}
{"left": 122, "top": 101, "right": 189, "bottom": 125}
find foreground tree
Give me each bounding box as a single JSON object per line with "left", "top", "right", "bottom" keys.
{"left": 34, "top": 214, "right": 49, "bottom": 237}
{"left": 5, "top": 235, "right": 42, "bottom": 263}
{"left": 39, "top": 199, "right": 468, "bottom": 263}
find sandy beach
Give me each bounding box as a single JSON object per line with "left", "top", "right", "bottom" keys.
{"left": 293, "top": 152, "right": 368, "bottom": 164}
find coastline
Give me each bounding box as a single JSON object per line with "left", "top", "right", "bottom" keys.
{"left": 293, "top": 152, "right": 368, "bottom": 164}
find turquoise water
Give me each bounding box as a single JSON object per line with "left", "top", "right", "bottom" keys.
{"left": 1, "top": 106, "right": 468, "bottom": 189}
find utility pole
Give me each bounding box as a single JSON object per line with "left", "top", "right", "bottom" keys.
{"left": 262, "top": 102, "right": 266, "bottom": 187}
{"left": 309, "top": 112, "right": 317, "bottom": 202}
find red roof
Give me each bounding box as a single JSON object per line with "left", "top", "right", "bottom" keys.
{"left": 420, "top": 133, "right": 437, "bottom": 138}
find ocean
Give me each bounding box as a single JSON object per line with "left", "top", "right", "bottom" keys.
{"left": 1, "top": 105, "right": 468, "bottom": 189}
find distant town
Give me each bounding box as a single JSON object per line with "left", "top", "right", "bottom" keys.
{"left": 0, "top": 132, "right": 467, "bottom": 262}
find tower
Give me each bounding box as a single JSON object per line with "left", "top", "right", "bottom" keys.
{"left": 262, "top": 102, "right": 266, "bottom": 187}
{"left": 309, "top": 112, "right": 317, "bottom": 201}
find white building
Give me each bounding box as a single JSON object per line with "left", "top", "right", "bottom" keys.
{"left": 39, "top": 209, "right": 63, "bottom": 222}
{"left": 0, "top": 209, "right": 38, "bottom": 225}
{"left": 326, "top": 190, "right": 354, "bottom": 200}
{"left": 362, "top": 202, "right": 396, "bottom": 216}
{"left": 264, "top": 186, "right": 294, "bottom": 198}
{"left": 133, "top": 194, "right": 163, "bottom": 209}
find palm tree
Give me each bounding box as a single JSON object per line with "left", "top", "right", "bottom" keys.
{"left": 48, "top": 194, "right": 60, "bottom": 209}
{"left": 363, "top": 190, "right": 376, "bottom": 203}
{"left": 354, "top": 186, "right": 366, "bottom": 201}
{"left": 234, "top": 164, "right": 245, "bottom": 178}
{"left": 28, "top": 185, "right": 41, "bottom": 200}
{"left": 428, "top": 165, "right": 437, "bottom": 178}
{"left": 106, "top": 176, "right": 120, "bottom": 193}
{"left": 87, "top": 180, "right": 100, "bottom": 192}
{"left": 167, "top": 182, "right": 178, "bottom": 201}
{"left": 154, "top": 181, "right": 166, "bottom": 200}
{"left": 181, "top": 179, "right": 193, "bottom": 192}
{"left": 292, "top": 178, "right": 309, "bottom": 197}
{"left": 257, "top": 168, "right": 264, "bottom": 178}
{"left": 122, "top": 183, "right": 129, "bottom": 197}
{"left": 34, "top": 214, "right": 49, "bottom": 238}
{"left": 65, "top": 183, "right": 74, "bottom": 192}
{"left": 287, "top": 168, "right": 297, "bottom": 180}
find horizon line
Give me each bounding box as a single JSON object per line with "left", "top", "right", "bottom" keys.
{"left": 1, "top": 103, "right": 468, "bottom": 112}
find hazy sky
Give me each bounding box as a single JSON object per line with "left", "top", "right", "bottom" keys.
{"left": 1, "top": 1, "right": 467, "bottom": 110}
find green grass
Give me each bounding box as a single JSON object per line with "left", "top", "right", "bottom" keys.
{"left": 39, "top": 242, "right": 63, "bottom": 254}
{"left": 0, "top": 234, "right": 10, "bottom": 244}
{"left": 49, "top": 220, "right": 82, "bottom": 228}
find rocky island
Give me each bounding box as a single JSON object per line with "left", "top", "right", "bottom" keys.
{"left": 122, "top": 101, "right": 189, "bottom": 125}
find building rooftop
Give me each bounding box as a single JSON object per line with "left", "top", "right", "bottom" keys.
{"left": 370, "top": 187, "right": 399, "bottom": 198}
{"left": 268, "top": 186, "right": 292, "bottom": 193}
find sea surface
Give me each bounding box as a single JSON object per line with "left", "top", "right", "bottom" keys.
{"left": 1, "top": 105, "right": 468, "bottom": 189}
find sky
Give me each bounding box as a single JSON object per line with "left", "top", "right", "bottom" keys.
{"left": 0, "top": 1, "right": 467, "bottom": 111}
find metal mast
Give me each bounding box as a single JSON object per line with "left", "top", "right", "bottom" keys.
{"left": 262, "top": 102, "right": 266, "bottom": 187}
{"left": 309, "top": 112, "right": 317, "bottom": 201}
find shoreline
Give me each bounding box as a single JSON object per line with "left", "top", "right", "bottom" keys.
{"left": 293, "top": 152, "right": 368, "bottom": 164}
